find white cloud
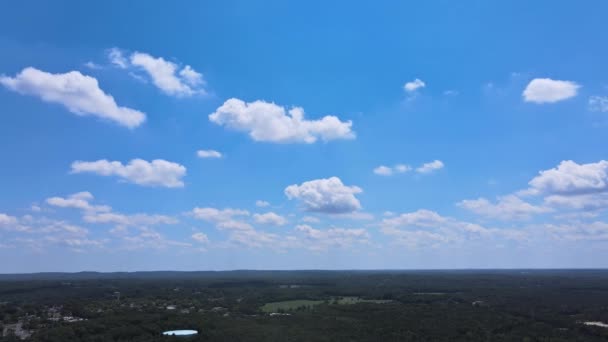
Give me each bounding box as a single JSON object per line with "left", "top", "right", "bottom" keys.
{"left": 457, "top": 195, "right": 551, "bottom": 220}
{"left": 381, "top": 209, "right": 525, "bottom": 248}
{"left": 46, "top": 191, "right": 111, "bottom": 213}
{"left": 443, "top": 90, "right": 459, "bottom": 96}
{"left": 70, "top": 159, "right": 186, "bottom": 188}
{"left": 416, "top": 160, "right": 444, "bottom": 174}
{"left": 83, "top": 212, "right": 178, "bottom": 226}
{"left": 179, "top": 65, "right": 204, "bottom": 87}
{"left": 120, "top": 227, "right": 190, "bottom": 250}
{"left": 330, "top": 211, "right": 375, "bottom": 221}
{"left": 255, "top": 200, "right": 270, "bottom": 208}
{"left": 107, "top": 48, "right": 128, "bottom": 69}
{"left": 301, "top": 216, "right": 320, "bottom": 223}
{"left": 253, "top": 212, "right": 287, "bottom": 226}
{"left": 130, "top": 52, "right": 206, "bottom": 97}
{"left": 382, "top": 209, "right": 447, "bottom": 228}
{"left": 0, "top": 214, "right": 18, "bottom": 226}
{"left": 373, "top": 164, "right": 411, "bottom": 176}
{"left": 192, "top": 232, "right": 209, "bottom": 244}
{"left": 589, "top": 96, "right": 608, "bottom": 112}
{"left": 544, "top": 193, "right": 608, "bottom": 211}
{"left": 191, "top": 207, "right": 252, "bottom": 230}
{"left": 228, "top": 229, "right": 281, "bottom": 249}
{"left": 295, "top": 224, "right": 370, "bottom": 250}
{"left": 522, "top": 78, "right": 580, "bottom": 103}
{"left": 373, "top": 165, "right": 393, "bottom": 176}
{"left": 84, "top": 61, "right": 102, "bottom": 70}
{"left": 545, "top": 221, "right": 608, "bottom": 241}
{"left": 197, "top": 149, "right": 222, "bottom": 158}
{"left": 526, "top": 160, "right": 608, "bottom": 196}
{"left": 209, "top": 98, "right": 355, "bottom": 143}
{"left": 285, "top": 177, "right": 362, "bottom": 213}
{"left": 0, "top": 67, "right": 146, "bottom": 128}
{"left": 404, "top": 78, "right": 425, "bottom": 92}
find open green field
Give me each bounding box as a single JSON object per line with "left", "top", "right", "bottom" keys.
{"left": 334, "top": 296, "right": 392, "bottom": 304}
{"left": 260, "top": 299, "right": 324, "bottom": 312}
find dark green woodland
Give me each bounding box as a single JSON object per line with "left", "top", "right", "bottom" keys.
{"left": 1, "top": 270, "right": 608, "bottom": 341}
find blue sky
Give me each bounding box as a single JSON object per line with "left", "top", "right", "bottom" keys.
{"left": 1, "top": 1, "right": 608, "bottom": 272}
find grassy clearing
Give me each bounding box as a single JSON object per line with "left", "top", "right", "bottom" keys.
{"left": 260, "top": 300, "right": 324, "bottom": 313}
{"left": 334, "top": 296, "right": 392, "bottom": 305}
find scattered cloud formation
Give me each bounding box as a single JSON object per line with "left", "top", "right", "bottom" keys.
{"left": 84, "top": 61, "right": 102, "bottom": 70}
{"left": 295, "top": 224, "right": 370, "bottom": 250}
{"left": 107, "top": 48, "right": 128, "bottom": 69}
{"left": 457, "top": 195, "right": 551, "bottom": 220}
{"left": 545, "top": 221, "right": 608, "bottom": 241}
{"left": 84, "top": 212, "right": 178, "bottom": 226}
{"left": 255, "top": 200, "right": 270, "bottom": 208}
{"left": 416, "top": 160, "right": 444, "bottom": 174}
{"left": 381, "top": 209, "right": 525, "bottom": 248}
{"left": 301, "top": 216, "right": 320, "bottom": 223}
{"left": 404, "top": 78, "right": 426, "bottom": 92}
{"left": 71, "top": 159, "right": 186, "bottom": 188}
{"left": 373, "top": 164, "right": 411, "bottom": 176}
{"left": 130, "top": 52, "right": 206, "bottom": 97}
{"left": 197, "top": 149, "right": 222, "bottom": 158}
{"left": 209, "top": 98, "right": 355, "bottom": 143}
{"left": 105, "top": 48, "right": 206, "bottom": 97}
{"left": 0, "top": 67, "right": 145, "bottom": 128}
{"left": 253, "top": 212, "right": 288, "bottom": 226}
{"left": 589, "top": 96, "right": 608, "bottom": 112}
{"left": 0, "top": 214, "right": 18, "bottom": 226}
{"left": 46, "top": 192, "right": 111, "bottom": 213}
{"left": 544, "top": 193, "right": 608, "bottom": 211}
{"left": 285, "top": 177, "right": 362, "bottom": 213}
{"left": 191, "top": 207, "right": 252, "bottom": 230}
{"left": 526, "top": 160, "right": 608, "bottom": 196}
{"left": 192, "top": 232, "right": 209, "bottom": 244}
{"left": 523, "top": 78, "right": 580, "bottom": 103}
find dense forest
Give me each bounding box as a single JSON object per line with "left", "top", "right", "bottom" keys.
{"left": 1, "top": 270, "right": 608, "bottom": 341}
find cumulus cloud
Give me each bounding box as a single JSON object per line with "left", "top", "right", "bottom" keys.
{"left": 253, "top": 212, "right": 287, "bottom": 226}
{"left": 197, "top": 149, "right": 222, "bottom": 158}
{"left": 285, "top": 177, "right": 362, "bottom": 213}
{"left": 523, "top": 78, "right": 580, "bottom": 103}
{"left": 404, "top": 78, "right": 426, "bottom": 92}
{"left": 545, "top": 221, "right": 608, "bottom": 241}
{"left": 83, "top": 212, "right": 178, "bottom": 226}
{"left": 373, "top": 164, "right": 411, "bottom": 176}
{"left": 130, "top": 52, "right": 206, "bottom": 97}
{"left": 70, "top": 159, "right": 186, "bottom": 188}
{"left": 457, "top": 195, "right": 551, "bottom": 220}
{"left": 295, "top": 224, "right": 370, "bottom": 250}
{"left": 0, "top": 214, "right": 18, "bottom": 226}
{"left": 589, "top": 96, "right": 608, "bottom": 112}
{"left": 382, "top": 209, "right": 447, "bottom": 228}
{"left": 381, "top": 209, "right": 525, "bottom": 248}
{"left": 228, "top": 229, "right": 281, "bottom": 249}
{"left": 301, "top": 216, "right": 320, "bottom": 223}
{"left": 192, "top": 232, "right": 209, "bottom": 244}
{"left": 544, "top": 193, "right": 608, "bottom": 211}
{"left": 526, "top": 160, "right": 608, "bottom": 196}
{"left": 209, "top": 98, "right": 355, "bottom": 143}
{"left": 191, "top": 207, "right": 252, "bottom": 230}
{"left": 0, "top": 67, "right": 145, "bottom": 128}
{"left": 107, "top": 48, "right": 128, "bottom": 69}
{"left": 416, "top": 160, "right": 444, "bottom": 174}
{"left": 255, "top": 200, "right": 270, "bottom": 208}
{"left": 46, "top": 191, "right": 111, "bottom": 213}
